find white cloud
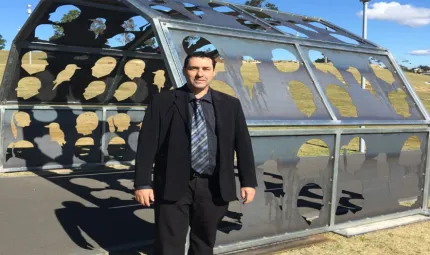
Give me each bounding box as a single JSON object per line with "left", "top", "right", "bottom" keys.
{"left": 409, "top": 49, "right": 430, "bottom": 55}
{"left": 357, "top": 2, "right": 430, "bottom": 27}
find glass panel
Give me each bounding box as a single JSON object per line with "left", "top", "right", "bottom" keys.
{"left": 3, "top": 109, "right": 103, "bottom": 170}
{"left": 103, "top": 110, "right": 145, "bottom": 165}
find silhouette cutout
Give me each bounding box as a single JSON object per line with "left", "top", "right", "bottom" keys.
{"left": 83, "top": 81, "right": 106, "bottom": 100}
{"left": 22, "top": 51, "right": 48, "bottom": 75}
{"left": 89, "top": 18, "right": 107, "bottom": 39}
{"left": 107, "top": 113, "right": 131, "bottom": 132}
{"left": 45, "top": 123, "right": 66, "bottom": 146}
{"left": 125, "top": 59, "right": 145, "bottom": 80}
{"left": 16, "top": 77, "right": 41, "bottom": 100}
{"left": 113, "top": 82, "right": 137, "bottom": 101}
{"left": 11, "top": 111, "right": 31, "bottom": 139}
{"left": 107, "top": 137, "right": 126, "bottom": 160}
{"left": 53, "top": 64, "right": 82, "bottom": 89}
{"left": 6, "top": 140, "right": 35, "bottom": 161}
{"left": 289, "top": 80, "right": 316, "bottom": 117}
{"left": 326, "top": 84, "right": 358, "bottom": 117}
{"left": 74, "top": 138, "right": 96, "bottom": 160}
{"left": 240, "top": 57, "right": 261, "bottom": 98}
{"left": 76, "top": 112, "right": 99, "bottom": 136}
{"left": 91, "top": 57, "right": 117, "bottom": 78}
{"left": 153, "top": 69, "right": 166, "bottom": 92}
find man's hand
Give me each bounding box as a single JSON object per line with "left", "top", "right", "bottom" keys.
{"left": 240, "top": 187, "right": 256, "bottom": 204}
{"left": 135, "top": 189, "right": 154, "bottom": 207}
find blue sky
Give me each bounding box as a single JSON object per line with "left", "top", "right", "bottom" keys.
{"left": 1, "top": 0, "right": 429, "bottom": 67}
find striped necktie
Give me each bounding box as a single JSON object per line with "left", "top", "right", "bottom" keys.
{"left": 191, "top": 99, "right": 209, "bottom": 174}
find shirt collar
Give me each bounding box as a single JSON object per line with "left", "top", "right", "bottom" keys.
{"left": 185, "top": 84, "right": 213, "bottom": 104}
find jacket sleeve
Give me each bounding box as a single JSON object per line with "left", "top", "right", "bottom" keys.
{"left": 134, "top": 96, "right": 160, "bottom": 189}
{"left": 234, "top": 99, "right": 258, "bottom": 188}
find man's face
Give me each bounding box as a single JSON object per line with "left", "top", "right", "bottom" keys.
{"left": 183, "top": 57, "right": 215, "bottom": 90}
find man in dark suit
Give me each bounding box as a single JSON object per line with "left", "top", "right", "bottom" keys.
{"left": 134, "top": 51, "right": 257, "bottom": 255}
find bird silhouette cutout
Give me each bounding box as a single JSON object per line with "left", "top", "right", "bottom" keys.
{"left": 44, "top": 122, "right": 66, "bottom": 146}
{"left": 53, "top": 64, "right": 81, "bottom": 90}
{"left": 153, "top": 70, "right": 166, "bottom": 92}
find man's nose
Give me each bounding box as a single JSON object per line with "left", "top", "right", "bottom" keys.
{"left": 196, "top": 69, "right": 204, "bottom": 77}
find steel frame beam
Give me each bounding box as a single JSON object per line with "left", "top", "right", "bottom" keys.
{"left": 161, "top": 18, "right": 386, "bottom": 54}
{"left": 0, "top": 45, "right": 22, "bottom": 103}
{"left": 295, "top": 43, "right": 338, "bottom": 121}
{"left": 386, "top": 52, "right": 430, "bottom": 121}
{"left": 17, "top": 42, "right": 163, "bottom": 59}
{"left": 222, "top": 1, "right": 382, "bottom": 49}
{"left": 2, "top": 1, "right": 429, "bottom": 253}
{"left": 53, "top": 0, "right": 135, "bottom": 13}
{"left": 423, "top": 130, "right": 430, "bottom": 211}
{"left": 329, "top": 132, "right": 341, "bottom": 227}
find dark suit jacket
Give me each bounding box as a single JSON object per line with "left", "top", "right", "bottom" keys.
{"left": 134, "top": 86, "right": 257, "bottom": 202}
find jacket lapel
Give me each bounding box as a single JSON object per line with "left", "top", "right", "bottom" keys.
{"left": 211, "top": 90, "right": 225, "bottom": 135}
{"left": 173, "top": 88, "right": 191, "bottom": 133}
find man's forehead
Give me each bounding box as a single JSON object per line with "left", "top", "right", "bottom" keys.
{"left": 188, "top": 56, "right": 213, "bottom": 66}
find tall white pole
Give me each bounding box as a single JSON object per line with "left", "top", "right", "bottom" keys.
{"left": 27, "top": 4, "right": 32, "bottom": 65}
{"left": 359, "top": 0, "right": 370, "bottom": 153}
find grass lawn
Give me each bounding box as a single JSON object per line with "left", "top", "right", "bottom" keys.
{"left": 278, "top": 221, "right": 430, "bottom": 255}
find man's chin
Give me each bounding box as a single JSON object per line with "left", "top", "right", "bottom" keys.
{"left": 190, "top": 83, "right": 209, "bottom": 89}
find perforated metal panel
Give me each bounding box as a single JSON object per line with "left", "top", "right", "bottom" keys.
{"left": 1, "top": 1, "right": 430, "bottom": 254}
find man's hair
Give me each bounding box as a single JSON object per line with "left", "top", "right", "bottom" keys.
{"left": 183, "top": 51, "right": 217, "bottom": 70}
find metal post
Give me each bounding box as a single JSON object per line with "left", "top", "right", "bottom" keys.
{"left": 27, "top": 4, "right": 32, "bottom": 65}
{"left": 101, "top": 107, "right": 107, "bottom": 164}
{"left": 0, "top": 107, "right": 5, "bottom": 171}
{"left": 295, "top": 44, "right": 339, "bottom": 121}
{"left": 329, "top": 132, "right": 341, "bottom": 227}
{"left": 359, "top": 0, "right": 370, "bottom": 153}
{"left": 422, "top": 131, "right": 430, "bottom": 212}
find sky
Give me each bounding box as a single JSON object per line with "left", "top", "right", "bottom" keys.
{"left": 0, "top": 0, "right": 429, "bottom": 67}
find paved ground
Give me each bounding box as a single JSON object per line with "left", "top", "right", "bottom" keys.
{"left": 0, "top": 170, "right": 155, "bottom": 255}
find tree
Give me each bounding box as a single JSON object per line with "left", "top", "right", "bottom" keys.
{"left": 418, "top": 65, "right": 430, "bottom": 72}
{"left": 90, "top": 18, "right": 107, "bottom": 39}
{"left": 0, "top": 34, "right": 6, "bottom": 50}
{"left": 315, "top": 57, "right": 330, "bottom": 63}
{"left": 245, "top": 0, "right": 279, "bottom": 11}
{"left": 117, "top": 18, "right": 137, "bottom": 45}
{"left": 50, "top": 10, "right": 81, "bottom": 40}
{"left": 264, "top": 2, "right": 279, "bottom": 11}
{"left": 399, "top": 65, "right": 409, "bottom": 72}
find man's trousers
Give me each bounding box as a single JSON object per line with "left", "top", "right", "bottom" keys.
{"left": 154, "top": 174, "right": 229, "bottom": 255}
